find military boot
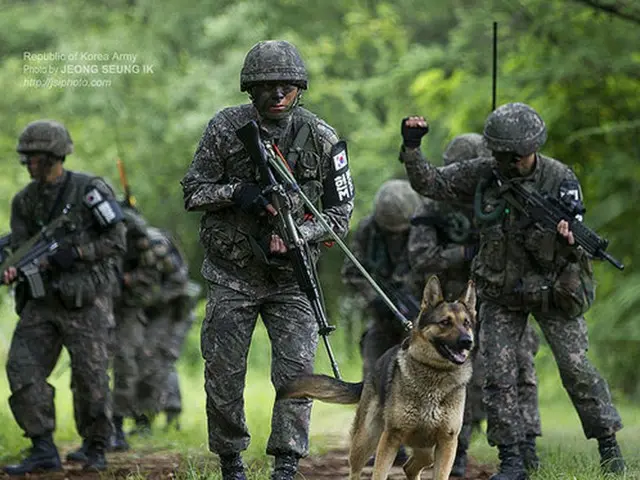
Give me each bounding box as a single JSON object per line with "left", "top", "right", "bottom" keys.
{"left": 519, "top": 435, "right": 540, "bottom": 471}
{"left": 3, "top": 434, "right": 62, "bottom": 475}
{"left": 271, "top": 453, "right": 299, "bottom": 480}
{"left": 598, "top": 435, "right": 626, "bottom": 474}
{"left": 83, "top": 442, "right": 108, "bottom": 472}
{"left": 165, "top": 409, "right": 181, "bottom": 431}
{"left": 129, "top": 413, "right": 152, "bottom": 436}
{"left": 451, "top": 448, "right": 468, "bottom": 477}
{"left": 110, "top": 416, "right": 130, "bottom": 451}
{"left": 489, "top": 444, "right": 528, "bottom": 480}
{"left": 66, "top": 439, "right": 89, "bottom": 463}
{"left": 220, "top": 453, "right": 247, "bottom": 480}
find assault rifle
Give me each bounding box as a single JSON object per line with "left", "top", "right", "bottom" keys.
{"left": 374, "top": 277, "right": 421, "bottom": 324}
{"left": 236, "top": 121, "right": 342, "bottom": 379}
{"left": 494, "top": 171, "right": 624, "bottom": 270}
{"left": 0, "top": 204, "right": 73, "bottom": 297}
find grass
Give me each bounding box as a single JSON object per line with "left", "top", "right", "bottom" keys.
{"left": 1, "top": 296, "right": 639, "bottom": 478}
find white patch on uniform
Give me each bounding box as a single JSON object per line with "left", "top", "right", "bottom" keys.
{"left": 332, "top": 149, "right": 348, "bottom": 171}
{"left": 561, "top": 189, "right": 580, "bottom": 201}
{"left": 334, "top": 170, "right": 355, "bottom": 201}
{"left": 83, "top": 188, "right": 104, "bottom": 207}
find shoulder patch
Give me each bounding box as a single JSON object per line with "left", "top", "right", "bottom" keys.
{"left": 322, "top": 140, "right": 354, "bottom": 207}
{"left": 559, "top": 179, "right": 582, "bottom": 202}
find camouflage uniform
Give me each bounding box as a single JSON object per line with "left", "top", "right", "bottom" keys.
{"left": 5, "top": 119, "right": 126, "bottom": 474}
{"left": 112, "top": 207, "right": 161, "bottom": 432}
{"left": 400, "top": 104, "right": 624, "bottom": 478}
{"left": 137, "top": 227, "right": 196, "bottom": 422}
{"left": 157, "top": 282, "right": 200, "bottom": 423}
{"left": 181, "top": 40, "right": 354, "bottom": 479}
{"left": 407, "top": 134, "right": 542, "bottom": 475}
{"left": 341, "top": 180, "right": 422, "bottom": 378}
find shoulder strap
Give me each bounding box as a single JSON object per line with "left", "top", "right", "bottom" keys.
{"left": 285, "top": 122, "right": 311, "bottom": 170}
{"left": 45, "top": 170, "right": 72, "bottom": 224}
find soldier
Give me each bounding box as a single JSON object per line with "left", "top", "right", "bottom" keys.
{"left": 341, "top": 179, "right": 422, "bottom": 377}
{"left": 341, "top": 178, "right": 423, "bottom": 466}
{"left": 109, "top": 206, "right": 161, "bottom": 449}
{"left": 181, "top": 40, "right": 354, "bottom": 480}
{"left": 407, "top": 133, "right": 542, "bottom": 477}
{"left": 399, "top": 104, "right": 625, "bottom": 479}
{"left": 136, "top": 227, "right": 196, "bottom": 432}
{"left": 2, "top": 120, "right": 126, "bottom": 474}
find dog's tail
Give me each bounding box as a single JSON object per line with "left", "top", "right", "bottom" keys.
{"left": 277, "top": 374, "right": 363, "bottom": 404}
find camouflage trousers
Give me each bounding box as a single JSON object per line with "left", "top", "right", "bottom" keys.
{"left": 480, "top": 302, "right": 622, "bottom": 446}
{"left": 134, "top": 305, "right": 174, "bottom": 416}
{"left": 112, "top": 304, "right": 147, "bottom": 418}
{"left": 145, "top": 301, "right": 196, "bottom": 415}
{"left": 6, "top": 294, "right": 113, "bottom": 446}
{"left": 202, "top": 278, "right": 318, "bottom": 457}
{"left": 458, "top": 316, "right": 541, "bottom": 452}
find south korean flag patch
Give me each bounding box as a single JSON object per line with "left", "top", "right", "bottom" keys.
{"left": 323, "top": 140, "right": 355, "bottom": 207}
{"left": 333, "top": 145, "right": 348, "bottom": 172}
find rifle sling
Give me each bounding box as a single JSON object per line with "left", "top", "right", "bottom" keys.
{"left": 285, "top": 123, "right": 311, "bottom": 170}
{"left": 45, "top": 170, "right": 72, "bottom": 224}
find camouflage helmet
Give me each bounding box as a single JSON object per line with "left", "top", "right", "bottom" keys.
{"left": 443, "top": 133, "right": 491, "bottom": 166}
{"left": 16, "top": 119, "right": 74, "bottom": 158}
{"left": 483, "top": 102, "right": 547, "bottom": 155}
{"left": 240, "top": 40, "right": 308, "bottom": 92}
{"left": 373, "top": 179, "right": 423, "bottom": 232}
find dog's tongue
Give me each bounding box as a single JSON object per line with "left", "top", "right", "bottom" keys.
{"left": 451, "top": 349, "right": 468, "bottom": 364}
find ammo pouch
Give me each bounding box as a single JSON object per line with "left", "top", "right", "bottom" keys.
{"left": 552, "top": 251, "right": 595, "bottom": 318}
{"left": 54, "top": 270, "right": 98, "bottom": 309}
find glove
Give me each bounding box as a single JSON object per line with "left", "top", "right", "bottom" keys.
{"left": 48, "top": 246, "right": 79, "bottom": 271}
{"left": 233, "top": 183, "right": 270, "bottom": 216}
{"left": 401, "top": 116, "right": 429, "bottom": 149}
{"left": 463, "top": 244, "right": 479, "bottom": 262}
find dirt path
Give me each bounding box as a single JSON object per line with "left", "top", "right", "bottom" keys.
{"left": 0, "top": 446, "right": 495, "bottom": 479}
{"left": 298, "top": 447, "right": 496, "bottom": 479}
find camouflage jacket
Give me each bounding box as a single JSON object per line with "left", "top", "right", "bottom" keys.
{"left": 145, "top": 226, "right": 190, "bottom": 305}
{"left": 341, "top": 215, "right": 411, "bottom": 305}
{"left": 181, "top": 104, "right": 354, "bottom": 287}
{"left": 10, "top": 170, "right": 126, "bottom": 307}
{"left": 407, "top": 199, "right": 476, "bottom": 300}
{"left": 401, "top": 149, "right": 593, "bottom": 313}
{"left": 119, "top": 210, "right": 162, "bottom": 308}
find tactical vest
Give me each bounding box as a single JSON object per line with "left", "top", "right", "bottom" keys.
{"left": 200, "top": 104, "right": 333, "bottom": 270}
{"left": 471, "top": 155, "right": 593, "bottom": 312}
{"left": 18, "top": 171, "right": 120, "bottom": 308}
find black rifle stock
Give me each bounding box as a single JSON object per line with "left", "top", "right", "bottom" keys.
{"left": 0, "top": 204, "right": 74, "bottom": 297}
{"left": 495, "top": 171, "right": 624, "bottom": 270}
{"left": 236, "top": 120, "right": 341, "bottom": 379}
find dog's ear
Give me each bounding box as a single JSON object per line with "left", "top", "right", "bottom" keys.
{"left": 421, "top": 275, "right": 444, "bottom": 311}
{"left": 458, "top": 280, "right": 477, "bottom": 320}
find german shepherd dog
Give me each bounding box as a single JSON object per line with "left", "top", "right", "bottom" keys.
{"left": 279, "top": 276, "right": 476, "bottom": 480}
